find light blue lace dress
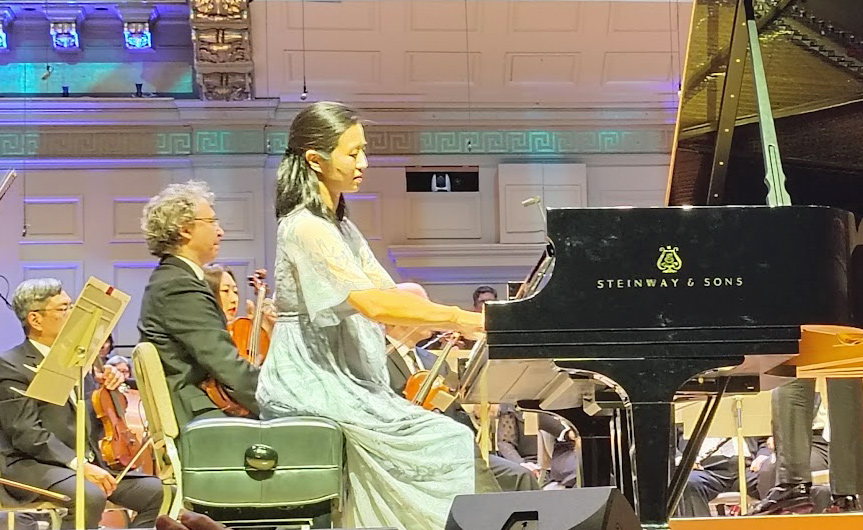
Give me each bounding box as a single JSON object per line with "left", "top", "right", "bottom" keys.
{"left": 256, "top": 207, "right": 475, "bottom": 530}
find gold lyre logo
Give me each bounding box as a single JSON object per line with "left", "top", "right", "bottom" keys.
{"left": 656, "top": 246, "right": 682, "bottom": 274}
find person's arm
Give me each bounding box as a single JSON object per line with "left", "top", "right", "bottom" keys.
{"left": 161, "top": 278, "right": 260, "bottom": 415}
{"left": 348, "top": 289, "right": 483, "bottom": 338}
{"left": 289, "top": 216, "right": 484, "bottom": 337}
{"left": 0, "top": 366, "right": 76, "bottom": 466}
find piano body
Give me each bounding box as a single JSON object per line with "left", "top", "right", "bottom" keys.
{"left": 461, "top": 0, "right": 863, "bottom": 526}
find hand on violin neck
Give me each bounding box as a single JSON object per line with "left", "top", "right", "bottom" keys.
{"left": 246, "top": 298, "right": 277, "bottom": 334}
{"left": 95, "top": 365, "right": 126, "bottom": 391}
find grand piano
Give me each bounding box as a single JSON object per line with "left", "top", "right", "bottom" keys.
{"left": 460, "top": 0, "right": 863, "bottom": 527}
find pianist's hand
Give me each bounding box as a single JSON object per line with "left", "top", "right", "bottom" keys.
{"left": 454, "top": 309, "right": 485, "bottom": 341}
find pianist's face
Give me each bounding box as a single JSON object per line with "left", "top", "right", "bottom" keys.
{"left": 314, "top": 123, "right": 369, "bottom": 197}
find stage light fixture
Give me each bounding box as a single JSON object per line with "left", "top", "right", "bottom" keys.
{"left": 124, "top": 21, "right": 152, "bottom": 50}
{"left": 50, "top": 21, "right": 79, "bottom": 50}
{"left": 0, "top": 9, "right": 10, "bottom": 51}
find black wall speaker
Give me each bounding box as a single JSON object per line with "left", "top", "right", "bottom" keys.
{"left": 445, "top": 487, "right": 640, "bottom": 530}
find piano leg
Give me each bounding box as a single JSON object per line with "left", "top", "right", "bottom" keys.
{"left": 557, "top": 358, "right": 739, "bottom": 528}
{"left": 566, "top": 408, "right": 616, "bottom": 487}
{"left": 613, "top": 406, "right": 635, "bottom": 503}
{"left": 626, "top": 401, "right": 675, "bottom": 525}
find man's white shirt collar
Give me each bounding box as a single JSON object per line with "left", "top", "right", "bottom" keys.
{"left": 176, "top": 255, "right": 205, "bottom": 281}
{"left": 29, "top": 339, "right": 50, "bottom": 358}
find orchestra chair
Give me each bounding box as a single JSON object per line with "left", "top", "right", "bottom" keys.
{"left": 0, "top": 475, "right": 67, "bottom": 530}
{"left": 132, "top": 343, "right": 186, "bottom": 520}
{"left": 133, "top": 342, "right": 346, "bottom": 529}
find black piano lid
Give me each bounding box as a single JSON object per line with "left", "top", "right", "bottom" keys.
{"left": 668, "top": 0, "right": 863, "bottom": 214}
{"left": 485, "top": 205, "right": 857, "bottom": 358}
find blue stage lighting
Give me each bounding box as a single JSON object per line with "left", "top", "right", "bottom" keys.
{"left": 124, "top": 22, "right": 151, "bottom": 50}
{"left": 50, "top": 22, "right": 79, "bottom": 50}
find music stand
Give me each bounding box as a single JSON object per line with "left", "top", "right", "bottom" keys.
{"left": 24, "top": 277, "right": 129, "bottom": 530}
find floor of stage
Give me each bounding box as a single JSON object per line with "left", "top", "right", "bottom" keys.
{"left": 669, "top": 512, "right": 863, "bottom": 530}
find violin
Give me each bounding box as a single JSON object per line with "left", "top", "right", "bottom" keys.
{"left": 403, "top": 333, "right": 461, "bottom": 412}
{"left": 90, "top": 358, "right": 146, "bottom": 471}
{"left": 200, "top": 270, "right": 270, "bottom": 417}
{"left": 231, "top": 271, "right": 271, "bottom": 367}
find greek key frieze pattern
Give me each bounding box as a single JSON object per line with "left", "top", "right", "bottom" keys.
{"left": 195, "top": 130, "right": 263, "bottom": 154}
{"left": 415, "top": 130, "right": 673, "bottom": 155}
{"left": 0, "top": 132, "right": 39, "bottom": 156}
{"left": 0, "top": 129, "right": 672, "bottom": 158}
{"left": 265, "top": 131, "right": 289, "bottom": 155}
{"left": 155, "top": 132, "right": 193, "bottom": 156}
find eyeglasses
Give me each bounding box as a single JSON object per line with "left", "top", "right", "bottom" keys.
{"left": 32, "top": 305, "right": 72, "bottom": 314}
{"left": 194, "top": 217, "right": 221, "bottom": 226}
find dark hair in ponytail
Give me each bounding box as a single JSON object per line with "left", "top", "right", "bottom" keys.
{"left": 275, "top": 101, "right": 359, "bottom": 223}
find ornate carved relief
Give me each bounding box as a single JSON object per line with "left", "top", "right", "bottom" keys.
{"left": 191, "top": 0, "right": 253, "bottom": 100}
{"left": 192, "top": 0, "right": 247, "bottom": 22}
{"left": 199, "top": 72, "right": 252, "bottom": 102}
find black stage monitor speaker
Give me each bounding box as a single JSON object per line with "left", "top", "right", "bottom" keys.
{"left": 445, "top": 487, "right": 640, "bottom": 530}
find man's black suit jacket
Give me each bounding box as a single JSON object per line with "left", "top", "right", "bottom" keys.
{"left": 386, "top": 345, "right": 441, "bottom": 397}
{"left": 137, "top": 255, "right": 259, "bottom": 428}
{"left": 0, "top": 340, "right": 101, "bottom": 499}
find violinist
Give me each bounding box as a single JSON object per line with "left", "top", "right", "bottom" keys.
{"left": 138, "top": 180, "right": 260, "bottom": 428}
{"left": 202, "top": 265, "right": 240, "bottom": 323}
{"left": 0, "top": 278, "right": 163, "bottom": 529}
{"left": 385, "top": 282, "right": 539, "bottom": 493}
{"left": 202, "top": 264, "right": 276, "bottom": 337}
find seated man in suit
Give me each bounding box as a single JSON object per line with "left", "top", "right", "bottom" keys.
{"left": 0, "top": 278, "right": 163, "bottom": 529}
{"left": 385, "top": 282, "right": 539, "bottom": 493}
{"left": 138, "top": 180, "right": 260, "bottom": 428}
{"left": 677, "top": 436, "right": 766, "bottom": 517}
{"left": 497, "top": 404, "right": 580, "bottom": 489}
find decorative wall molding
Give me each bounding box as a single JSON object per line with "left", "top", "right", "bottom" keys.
{"left": 0, "top": 127, "right": 673, "bottom": 158}
{"left": 0, "top": 98, "right": 677, "bottom": 158}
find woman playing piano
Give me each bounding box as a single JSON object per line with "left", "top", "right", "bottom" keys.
{"left": 255, "top": 101, "right": 484, "bottom": 530}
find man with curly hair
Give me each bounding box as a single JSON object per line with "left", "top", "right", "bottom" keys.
{"left": 138, "top": 180, "right": 259, "bottom": 428}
